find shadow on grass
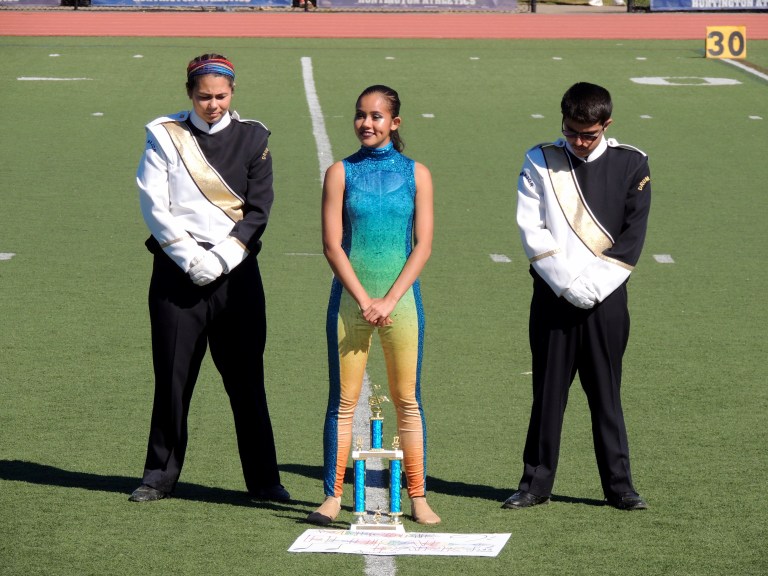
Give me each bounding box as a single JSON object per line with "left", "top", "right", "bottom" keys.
{"left": 1, "top": 459, "right": 606, "bottom": 509}
{"left": 424, "top": 477, "right": 605, "bottom": 507}
{"left": 0, "top": 459, "right": 310, "bottom": 510}
{"left": 549, "top": 494, "right": 605, "bottom": 507}
{"left": 283, "top": 464, "right": 605, "bottom": 507}
{"left": 283, "top": 463, "right": 512, "bottom": 502}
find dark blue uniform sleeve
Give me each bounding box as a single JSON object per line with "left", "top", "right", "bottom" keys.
{"left": 230, "top": 128, "right": 274, "bottom": 255}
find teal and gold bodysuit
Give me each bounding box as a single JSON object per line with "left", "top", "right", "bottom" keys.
{"left": 322, "top": 142, "right": 428, "bottom": 499}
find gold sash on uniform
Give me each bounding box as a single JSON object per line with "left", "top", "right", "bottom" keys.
{"left": 542, "top": 145, "right": 633, "bottom": 271}
{"left": 162, "top": 121, "right": 244, "bottom": 223}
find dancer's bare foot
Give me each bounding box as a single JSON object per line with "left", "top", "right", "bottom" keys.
{"left": 306, "top": 496, "right": 341, "bottom": 526}
{"left": 411, "top": 497, "right": 441, "bottom": 525}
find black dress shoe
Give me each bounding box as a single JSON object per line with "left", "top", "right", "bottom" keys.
{"left": 128, "top": 484, "right": 168, "bottom": 502}
{"left": 501, "top": 490, "right": 550, "bottom": 509}
{"left": 607, "top": 494, "right": 648, "bottom": 510}
{"left": 250, "top": 484, "right": 291, "bottom": 502}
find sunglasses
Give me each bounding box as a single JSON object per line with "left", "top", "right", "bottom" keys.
{"left": 561, "top": 122, "right": 605, "bottom": 142}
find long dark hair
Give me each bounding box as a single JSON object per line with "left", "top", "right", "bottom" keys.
{"left": 357, "top": 85, "right": 405, "bottom": 152}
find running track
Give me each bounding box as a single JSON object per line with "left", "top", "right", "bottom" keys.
{"left": 1, "top": 8, "right": 767, "bottom": 39}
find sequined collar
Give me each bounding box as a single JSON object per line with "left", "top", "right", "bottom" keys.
{"left": 359, "top": 141, "right": 396, "bottom": 159}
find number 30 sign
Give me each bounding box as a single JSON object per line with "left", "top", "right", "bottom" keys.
{"left": 706, "top": 26, "right": 747, "bottom": 60}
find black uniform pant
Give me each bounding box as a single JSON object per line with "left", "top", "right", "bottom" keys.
{"left": 518, "top": 270, "right": 637, "bottom": 500}
{"left": 140, "top": 250, "right": 281, "bottom": 494}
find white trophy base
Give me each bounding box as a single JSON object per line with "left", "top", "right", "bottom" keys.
{"left": 350, "top": 521, "right": 406, "bottom": 534}
{"left": 352, "top": 449, "right": 403, "bottom": 460}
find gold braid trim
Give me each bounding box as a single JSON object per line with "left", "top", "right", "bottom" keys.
{"left": 162, "top": 121, "right": 243, "bottom": 223}
{"left": 529, "top": 248, "right": 560, "bottom": 263}
{"left": 542, "top": 146, "right": 634, "bottom": 272}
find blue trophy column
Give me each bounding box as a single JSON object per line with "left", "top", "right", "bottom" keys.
{"left": 389, "top": 458, "right": 402, "bottom": 514}
{"left": 353, "top": 459, "right": 366, "bottom": 515}
{"left": 370, "top": 417, "right": 383, "bottom": 450}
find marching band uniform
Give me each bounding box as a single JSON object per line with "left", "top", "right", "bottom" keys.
{"left": 134, "top": 108, "right": 284, "bottom": 497}
{"left": 515, "top": 136, "right": 651, "bottom": 503}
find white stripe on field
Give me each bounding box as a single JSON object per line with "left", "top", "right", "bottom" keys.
{"left": 301, "top": 57, "right": 396, "bottom": 576}
{"left": 301, "top": 57, "right": 335, "bottom": 180}
{"left": 355, "top": 373, "right": 395, "bottom": 576}
{"left": 722, "top": 58, "right": 768, "bottom": 82}
{"left": 17, "top": 77, "right": 92, "bottom": 81}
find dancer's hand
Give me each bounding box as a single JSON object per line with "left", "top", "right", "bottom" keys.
{"left": 362, "top": 298, "right": 395, "bottom": 326}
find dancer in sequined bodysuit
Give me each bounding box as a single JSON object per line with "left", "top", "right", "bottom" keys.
{"left": 307, "top": 85, "right": 440, "bottom": 526}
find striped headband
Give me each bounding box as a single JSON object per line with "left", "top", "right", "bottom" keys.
{"left": 186, "top": 58, "right": 235, "bottom": 80}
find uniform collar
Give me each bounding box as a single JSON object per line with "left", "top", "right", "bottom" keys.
{"left": 562, "top": 136, "right": 608, "bottom": 163}
{"left": 189, "top": 109, "right": 232, "bottom": 134}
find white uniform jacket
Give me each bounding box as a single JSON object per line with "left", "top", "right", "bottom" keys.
{"left": 517, "top": 137, "right": 652, "bottom": 302}
{"left": 136, "top": 110, "right": 273, "bottom": 273}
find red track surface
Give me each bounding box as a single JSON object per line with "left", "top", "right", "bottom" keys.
{"left": 1, "top": 9, "right": 767, "bottom": 39}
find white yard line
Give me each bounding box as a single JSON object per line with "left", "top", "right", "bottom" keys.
{"left": 356, "top": 374, "right": 397, "bottom": 576}
{"left": 17, "top": 77, "right": 91, "bottom": 81}
{"left": 301, "top": 56, "right": 397, "bottom": 576}
{"left": 722, "top": 58, "right": 768, "bottom": 82}
{"left": 301, "top": 57, "right": 335, "bottom": 179}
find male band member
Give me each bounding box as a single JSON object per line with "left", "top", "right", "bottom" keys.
{"left": 503, "top": 82, "right": 651, "bottom": 511}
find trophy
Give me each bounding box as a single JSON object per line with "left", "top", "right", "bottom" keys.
{"left": 350, "top": 386, "right": 405, "bottom": 533}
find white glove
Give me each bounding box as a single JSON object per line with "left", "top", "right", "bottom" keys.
{"left": 188, "top": 251, "right": 224, "bottom": 286}
{"left": 563, "top": 276, "right": 597, "bottom": 309}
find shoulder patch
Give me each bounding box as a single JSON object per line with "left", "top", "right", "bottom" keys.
{"left": 145, "top": 133, "right": 158, "bottom": 153}
{"left": 520, "top": 169, "right": 535, "bottom": 189}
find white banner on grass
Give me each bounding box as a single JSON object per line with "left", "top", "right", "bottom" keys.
{"left": 289, "top": 529, "right": 511, "bottom": 557}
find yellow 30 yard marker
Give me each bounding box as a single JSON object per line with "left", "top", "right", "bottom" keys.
{"left": 706, "top": 26, "right": 747, "bottom": 59}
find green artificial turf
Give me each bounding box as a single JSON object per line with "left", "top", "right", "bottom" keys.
{"left": 1, "top": 36, "right": 766, "bottom": 576}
